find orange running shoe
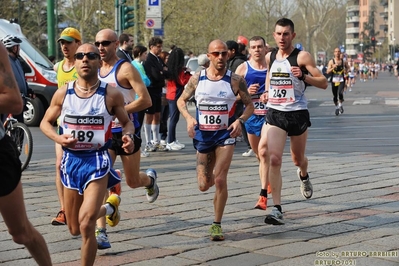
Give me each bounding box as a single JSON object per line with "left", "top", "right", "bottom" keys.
{"left": 267, "top": 184, "right": 272, "bottom": 194}
{"left": 51, "top": 210, "right": 67, "bottom": 225}
{"left": 109, "top": 169, "right": 122, "bottom": 196}
{"left": 254, "top": 196, "right": 267, "bottom": 210}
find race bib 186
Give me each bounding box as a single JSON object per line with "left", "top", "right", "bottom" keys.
{"left": 198, "top": 104, "right": 229, "bottom": 131}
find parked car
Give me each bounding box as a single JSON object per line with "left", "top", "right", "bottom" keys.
{"left": 0, "top": 19, "right": 57, "bottom": 126}
{"left": 185, "top": 57, "right": 198, "bottom": 75}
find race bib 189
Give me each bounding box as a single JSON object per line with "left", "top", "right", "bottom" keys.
{"left": 62, "top": 115, "right": 105, "bottom": 150}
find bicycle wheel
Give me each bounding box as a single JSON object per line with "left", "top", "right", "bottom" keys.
{"left": 9, "top": 122, "right": 33, "bottom": 171}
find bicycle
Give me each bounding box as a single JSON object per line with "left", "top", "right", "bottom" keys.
{"left": 3, "top": 114, "right": 33, "bottom": 171}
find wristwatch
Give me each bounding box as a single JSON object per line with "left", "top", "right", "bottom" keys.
{"left": 124, "top": 133, "right": 134, "bottom": 140}
{"left": 237, "top": 118, "right": 245, "bottom": 124}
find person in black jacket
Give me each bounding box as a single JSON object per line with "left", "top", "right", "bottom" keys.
{"left": 143, "top": 37, "right": 169, "bottom": 151}
{"left": 116, "top": 33, "right": 134, "bottom": 62}
{"left": 226, "top": 40, "right": 246, "bottom": 72}
{"left": 226, "top": 40, "right": 253, "bottom": 156}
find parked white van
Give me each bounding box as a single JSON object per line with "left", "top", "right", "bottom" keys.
{"left": 0, "top": 19, "right": 57, "bottom": 126}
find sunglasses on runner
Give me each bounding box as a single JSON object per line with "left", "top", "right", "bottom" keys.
{"left": 74, "top": 52, "right": 100, "bottom": 60}
{"left": 94, "top": 40, "right": 116, "bottom": 47}
{"left": 208, "top": 51, "right": 228, "bottom": 57}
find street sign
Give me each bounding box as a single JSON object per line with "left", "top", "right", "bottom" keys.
{"left": 144, "top": 18, "right": 162, "bottom": 29}
{"left": 154, "top": 28, "right": 164, "bottom": 37}
{"left": 145, "top": 18, "right": 155, "bottom": 28}
{"left": 146, "top": 0, "right": 162, "bottom": 30}
{"left": 146, "top": 0, "right": 162, "bottom": 18}
{"left": 295, "top": 43, "right": 303, "bottom": 51}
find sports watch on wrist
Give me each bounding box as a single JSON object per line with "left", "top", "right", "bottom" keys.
{"left": 124, "top": 133, "right": 134, "bottom": 140}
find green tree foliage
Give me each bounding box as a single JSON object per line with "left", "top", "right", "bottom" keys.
{"left": 0, "top": 0, "right": 349, "bottom": 60}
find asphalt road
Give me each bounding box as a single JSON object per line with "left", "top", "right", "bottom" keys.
{"left": 29, "top": 71, "right": 399, "bottom": 160}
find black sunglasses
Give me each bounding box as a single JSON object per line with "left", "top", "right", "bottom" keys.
{"left": 74, "top": 52, "right": 100, "bottom": 60}
{"left": 208, "top": 51, "right": 228, "bottom": 57}
{"left": 94, "top": 40, "right": 116, "bottom": 47}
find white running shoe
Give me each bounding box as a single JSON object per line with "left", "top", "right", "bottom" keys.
{"left": 264, "top": 207, "right": 284, "bottom": 225}
{"left": 146, "top": 168, "right": 159, "bottom": 203}
{"left": 145, "top": 142, "right": 157, "bottom": 152}
{"left": 175, "top": 140, "right": 185, "bottom": 149}
{"left": 242, "top": 149, "right": 255, "bottom": 157}
{"left": 297, "top": 168, "right": 313, "bottom": 199}
{"left": 141, "top": 149, "right": 150, "bottom": 158}
{"left": 167, "top": 141, "right": 183, "bottom": 151}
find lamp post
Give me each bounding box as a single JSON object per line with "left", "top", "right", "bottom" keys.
{"left": 96, "top": 10, "right": 106, "bottom": 30}
{"left": 377, "top": 42, "right": 382, "bottom": 63}
{"left": 360, "top": 43, "right": 363, "bottom": 61}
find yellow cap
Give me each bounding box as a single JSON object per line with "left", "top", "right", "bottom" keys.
{"left": 57, "top": 27, "right": 81, "bottom": 42}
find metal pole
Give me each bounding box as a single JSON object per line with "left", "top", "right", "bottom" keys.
{"left": 134, "top": 0, "right": 138, "bottom": 43}
{"left": 47, "top": 0, "right": 55, "bottom": 58}
{"left": 115, "top": 0, "right": 120, "bottom": 36}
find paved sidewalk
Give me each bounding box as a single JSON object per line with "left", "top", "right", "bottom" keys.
{"left": 0, "top": 145, "right": 398, "bottom": 266}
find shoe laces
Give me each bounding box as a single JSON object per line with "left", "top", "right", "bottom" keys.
{"left": 271, "top": 207, "right": 282, "bottom": 217}
{"left": 302, "top": 179, "right": 312, "bottom": 189}
{"left": 210, "top": 224, "right": 222, "bottom": 235}
{"left": 96, "top": 228, "right": 107, "bottom": 236}
{"left": 146, "top": 186, "right": 155, "bottom": 196}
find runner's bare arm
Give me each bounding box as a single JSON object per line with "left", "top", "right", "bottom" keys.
{"left": 177, "top": 73, "right": 198, "bottom": 120}
{"left": 119, "top": 62, "right": 152, "bottom": 113}
{"left": 299, "top": 51, "right": 328, "bottom": 89}
{"left": 233, "top": 74, "right": 254, "bottom": 121}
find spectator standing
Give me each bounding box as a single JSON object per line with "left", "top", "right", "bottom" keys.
{"left": 195, "top": 53, "right": 210, "bottom": 73}
{"left": 1, "top": 35, "right": 35, "bottom": 123}
{"left": 166, "top": 47, "right": 191, "bottom": 150}
{"left": 143, "top": 37, "right": 170, "bottom": 152}
{"left": 132, "top": 45, "right": 151, "bottom": 157}
{"left": 116, "top": 33, "right": 134, "bottom": 62}
{"left": 159, "top": 51, "right": 170, "bottom": 146}
{"left": 226, "top": 40, "right": 253, "bottom": 157}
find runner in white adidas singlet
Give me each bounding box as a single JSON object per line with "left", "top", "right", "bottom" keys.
{"left": 177, "top": 39, "right": 254, "bottom": 241}
{"left": 40, "top": 43, "right": 135, "bottom": 265}
{"left": 259, "top": 18, "right": 327, "bottom": 226}
{"left": 95, "top": 28, "right": 156, "bottom": 250}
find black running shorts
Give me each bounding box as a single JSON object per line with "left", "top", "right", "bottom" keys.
{"left": 145, "top": 93, "right": 162, "bottom": 114}
{"left": 109, "top": 132, "right": 142, "bottom": 156}
{"left": 266, "top": 108, "right": 311, "bottom": 136}
{"left": 0, "top": 135, "right": 22, "bottom": 197}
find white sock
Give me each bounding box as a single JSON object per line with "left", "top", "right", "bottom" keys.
{"left": 144, "top": 124, "right": 152, "bottom": 145}
{"left": 151, "top": 124, "right": 160, "bottom": 143}
{"left": 105, "top": 203, "right": 115, "bottom": 215}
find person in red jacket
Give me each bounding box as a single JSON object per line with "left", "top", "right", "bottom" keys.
{"left": 166, "top": 47, "right": 192, "bottom": 150}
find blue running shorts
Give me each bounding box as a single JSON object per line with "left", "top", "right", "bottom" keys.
{"left": 245, "top": 115, "right": 266, "bottom": 137}
{"left": 193, "top": 137, "right": 236, "bottom": 154}
{"left": 60, "top": 149, "right": 121, "bottom": 195}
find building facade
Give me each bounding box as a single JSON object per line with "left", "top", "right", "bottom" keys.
{"left": 346, "top": 0, "right": 398, "bottom": 62}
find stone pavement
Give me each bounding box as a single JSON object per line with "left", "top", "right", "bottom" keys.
{"left": 1, "top": 145, "right": 398, "bottom": 266}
